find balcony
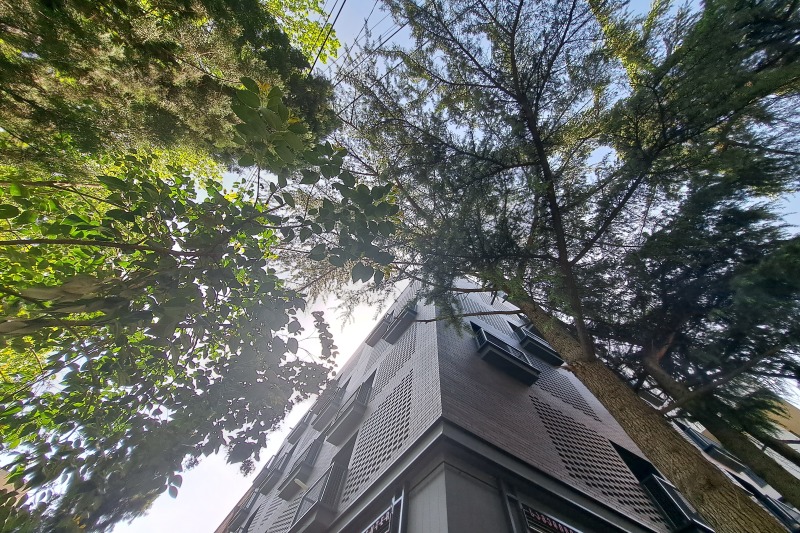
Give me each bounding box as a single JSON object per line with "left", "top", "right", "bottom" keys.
{"left": 312, "top": 387, "right": 346, "bottom": 430}
{"left": 287, "top": 413, "right": 312, "bottom": 444}
{"left": 258, "top": 451, "right": 292, "bottom": 495}
{"left": 383, "top": 306, "right": 417, "bottom": 344}
{"left": 289, "top": 463, "right": 348, "bottom": 533}
{"left": 365, "top": 314, "right": 392, "bottom": 347}
{"left": 228, "top": 506, "right": 249, "bottom": 531}
{"left": 326, "top": 381, "right": 372, "bottom": 445}
{"left": 641, "top": 475, "right": 714, "bottom": 533}
{"left": 513, "top": 325, "right": 564, "bottom": 366}
{"left": 474, "top": 328, "right": 540, "bottom": 385}
{"left": 278, "top": 438, "right": 324, "bottom": 500}
{"left": 228, "top": 491, "right": 259, "bottom": 531}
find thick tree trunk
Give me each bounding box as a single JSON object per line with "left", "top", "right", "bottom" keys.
{"left": 512, "top": 296, "right": 785, "bottom": 533}
{"left": 641, "top": 343, "right": 800, "bottom": 510}
{"left": 698, "top": 414, "right": 800, "bottom": 509}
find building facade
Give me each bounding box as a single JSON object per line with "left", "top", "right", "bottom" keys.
{"left": 217, "top": 283, "right": 713, "bottom": 533}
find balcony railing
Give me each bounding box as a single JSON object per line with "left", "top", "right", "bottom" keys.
{"left": 228, "top": 490, "right": 259, "bottom": 531}
{"left": 289, "top": 463, "right": 349, "bottom": 533}
{"left": 383, "top": 306, "right": 417, "bottom": 344}
{"left": 312, "top": 387, "right": 346, "bottom": 430}
{"left": 287, "top": 413, "right": 312, "bottom": 444}
{"left": 278, "top": 438, "right": 324, "bottom": 500}
{"left": 641, "top": 475, "right": 714, "bottom": 533}
{"left": 326, "top": 381, "right": 372, "bottom": 445}
{"left": 475, "top": 328, "right": 540, "bottom": 385}
{"left": 258, "top": 450, "right": 293, "bottom": 495}
{"left": 513, "top": 326, "right": 564, "bottom": 366}
{"left": 365, "top": 314, "right": 393, "bottom": 347}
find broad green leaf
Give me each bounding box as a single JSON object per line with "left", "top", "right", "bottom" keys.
{"left": 97, "top": 175, "right": 127, "bottom": 190}
{"left": 240, "top": 77, "right": 260, "bottom": 93}
{"left": 238, "top": 154, "right": 256, "bottom": 167}
{"left": 0, "top": 204, "right": 21, "bottom": 219}
{"left": 300, "top": 170, "right": 320, "bottom": 185}
{"left": 236, "top": 89, "right": 260, "bottom": 109}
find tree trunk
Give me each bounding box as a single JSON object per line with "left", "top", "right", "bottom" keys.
{"left": 640, "top": 340, "right": 800, "bottom": 510}
{"left": 752, "top": 431, "right": 800, "bottom": 470}
{"left": 512, "top": 296, "right": 785, "bottom": 533}
{"left": 698, "top": 414, "right": 800, "bottom": 510}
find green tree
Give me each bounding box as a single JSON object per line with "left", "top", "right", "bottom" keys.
{"left": 327, "top": 0, "right": 799, "bottom": 530}
{"left": 0, "top": 0, "right": 339, "bottom": 170}
{"left": 582, "top": 178, "right": 800, "bottom": 507}
{"left": 0, "top": 77, "right": 396, "bottom": 531}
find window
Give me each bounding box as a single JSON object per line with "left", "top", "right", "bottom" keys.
{"left": 472, "top": 324, "right": 540, "bottom": 385}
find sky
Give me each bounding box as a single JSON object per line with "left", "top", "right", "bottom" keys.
{"left": 112, "top": 1, "right": 800, "bottom": 531}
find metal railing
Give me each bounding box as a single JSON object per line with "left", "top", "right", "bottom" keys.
{"left": 334, "top": 381, "right": 372, "bottom": 421}
{"left": 476, "top": 328, "right": 536, "bottom": 367}
{"left": 293, "top": 463, "right": 348, "bottom": 526}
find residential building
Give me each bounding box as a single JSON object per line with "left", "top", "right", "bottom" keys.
{"left": 217, "top": 283, "right": 713, "bottom": 533}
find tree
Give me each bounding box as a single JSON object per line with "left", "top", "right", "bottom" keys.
{"left": 326, "top": 0, "right": 800, "bottom": 530}
{"left": 0, "top": 0, "right": 339, "bottom": 171}
{"left": 583, "top": 176, "right": 800, "bottom": 508}
{"left": 0, "top": 64, "right": 397, "bottom": 533}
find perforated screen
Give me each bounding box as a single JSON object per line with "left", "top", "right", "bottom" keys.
{"left": 531, "top": 397, "right": 669, "bottom": 529}
{"left": 535, "top": 370, "right": 601, "bottom": 422}
{"left": 342, "top": 373, "right": 414, "bottom": 504}
{"left": 266, "top": 495, "right": 301, "bottom": 533}
{"left": 372, "top": 326, "right": 416, "bottom": 397}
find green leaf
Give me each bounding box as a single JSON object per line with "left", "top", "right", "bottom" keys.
{"left": 300, "top": 170, "right": 320, "bottom": 185}
{"left": 0, "top": 204, "right": 21, "bottom": 219}
{"left": 283, "top": 193, "right": 295, "bottom": 208}
{"left": 309, "top": 244, "right": 326, "bottom": 261}
{"left": 240, "top": 77, "right": 260, "bottom": 93}
{"left": 236, "top": 89, "right": 260, "bottom": 109}
{"left": 106, "top": 209, "right": 136, "bottom": 223}
{"left": 168, "top": 486, "right": 178, "bottom": 498}
{"left": 97, "top": 175, "right": 127, "bottom": 190}
{"left": 287, "top": 338, "right": 298, "bottom": 353}
{"left": 231, "top": 100, "right": 260, "bottom": 124}
{"left": 14, "top": 210, "right": 36, "bottom": 224}
{"left": 351, "top": 262, "right": 374, "bottom": 283}
{"left": 299, "top": 227, "right": 311, "bottom": 241}
{"left": 9, "top": 183, "right": 28, "bottom": 198}
{"left": 261, "top": 109, "right": 283, "bottom": 129}
{"left": 274, "top": 144, "right": 294, "bottom": 164}
{"left": 283, "top": 132, "right": 304, "bottom": 152}
{"left": 374, "top": 270, "right": 385, "bottom": 284}
{"left": 238, "top": 154, "right": 256, "bottom": 167}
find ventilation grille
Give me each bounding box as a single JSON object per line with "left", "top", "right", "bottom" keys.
{"left": 266, "top": 495, "right": 301, "bottom": 533}
{"left": 372, "top": 325, "right": 415, "bottom": 397}
{"left": 536, "top": 370, "right": 601, "bottom": 422}
{"left": 341, "top": 373, "right": 414, "bottom": 504}
{"left": 531, "top": 397, "right": 669, "bottom": 529}
{"left": 457, "top": 295, "right": 514, "bottom": 335}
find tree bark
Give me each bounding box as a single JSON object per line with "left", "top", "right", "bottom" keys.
{"left": 511, "top": 295, "right": 785, "bottom": 533}
{"left": 641, "top": 343, "right": 800, "bottom": 510}
{"left": 697, "top": 414, "right": 800, "bottom": 509}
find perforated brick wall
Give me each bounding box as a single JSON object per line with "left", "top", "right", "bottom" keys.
{"left": 531, "top": 396, "right": 669, "bottom": 529}
{"left": 371, "top": 324, "right": 416, "bottom": 397}
{"left": 535, "top": 369, "right": 601, "bottom": 422}
{"left": 341, "top": 372, "right": 414, "bottom": 504}
{"left": 266, "top": 495, "right": 301, "bottom": 533}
